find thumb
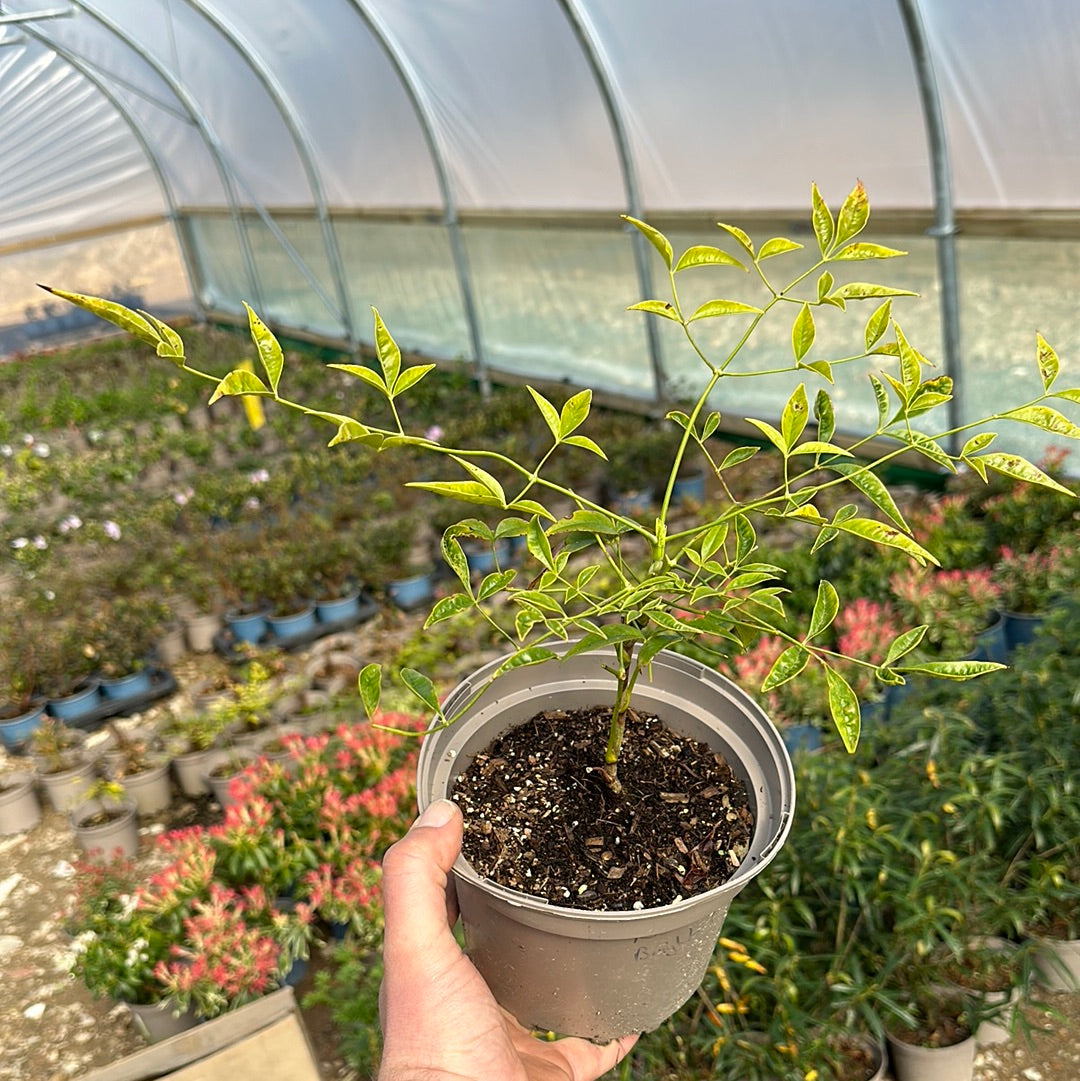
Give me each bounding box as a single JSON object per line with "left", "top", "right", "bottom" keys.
{"left": 381, "top": 799, "right": 464, "bottom": 975}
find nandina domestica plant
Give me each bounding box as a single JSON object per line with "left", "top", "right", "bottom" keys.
{"left": 43, "top": 183, "right": 1080, "bottom": 780}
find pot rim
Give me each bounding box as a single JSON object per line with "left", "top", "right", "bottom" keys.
{"left": 417, "top": 644, "right": 795, "bottom": 924}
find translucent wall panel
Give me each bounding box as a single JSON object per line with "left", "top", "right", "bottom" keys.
{"left": 955, "top": 236, "right": 1080, "bottom": 471}
{"left": 374, "top": 0, "right": 623, "bottom": 209}
{"left": 0, "top": 224, "right": 190, "bottom": 358}
{"left": 336, "top": 219, "right": 467, "bottom": 361}
{"left": 0, "top": 40, "right": 162, "bottom": 243}
{"left": 581, "top": 0, "right": 930, "bottom": 211}
{"left": 465, "top": 225, "right": 652, "bottom": 397}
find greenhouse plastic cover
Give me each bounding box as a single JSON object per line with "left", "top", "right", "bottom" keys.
{"left": 1, "top": 0, "right": 1078, "bottom": 468}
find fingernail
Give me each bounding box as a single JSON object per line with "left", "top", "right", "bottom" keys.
{"left": 416, "top": 798, "right": 458, "bottom": 829}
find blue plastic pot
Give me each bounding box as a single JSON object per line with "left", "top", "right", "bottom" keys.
{"left": 100, "top": 669, "right": 155, "bottom": 701}
{"left": 0, "top": 703, "right": 46, "bottom": 750}
{"left": 315, "top": 591, "right": 363, "bottom": 623}
{"left": 782, "top": 723, "right": 823, "bottom": 755}
{"left": 47, "top": 680, "right": 102, "bottom": 723}
{"left": 387, "top": 571, "right": 435, "bottom": 611}
{"left": 672, "top": 470, "right": 707, "bottom": 506}
{"left": 1003, "top": 610, "right": 1045, "bottom": 652}
{"left": 464, "top": 538, "right": 513, "bottom": 576}
{"left": 266, "top": 605, "right": 318, "bottom": 640}
{"left": 226, "top": 608, "right": 270, "bottom": 645}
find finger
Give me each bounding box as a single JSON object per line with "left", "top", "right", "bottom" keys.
{"left": 518, "top": 1028, "right": 639, "bottom": 1081}
{"left": 381, "top": 799, "right": 464, "bottom": 976}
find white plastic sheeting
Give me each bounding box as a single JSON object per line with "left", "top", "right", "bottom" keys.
{"left": 1, "top": 0, "right": 1078, "bottom": 466}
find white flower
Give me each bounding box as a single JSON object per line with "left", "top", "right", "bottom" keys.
{"left": 424, "top": 425, "right": 444, "bottom": 442}
{"left": 248, "top": 468, "right": 270, "bottom": 485}
{"left": 58, "top": 515, "right": 82, "bottom": 533}
{"left": 103, "top": 520, "right": 122, "bottom": 540}
{"left": 32, "top": 443, "right": 50, "bottom": 459}
{"left": 10, "top": 537, "right": 28, "bottom": 549}
{"left": 244, "top": 496, "right": 261, "bottom": 511}
{"left": 32, "top": 535, "right": 47, "bottom": 550}
{"left": 21, "top": 433, "right": 34, "bottom": 446}
{"left": 0, "top": 444, "right": 11, "bottom": 457}
{"left": 173, "top": 487, "right": 193, "bottom": 506}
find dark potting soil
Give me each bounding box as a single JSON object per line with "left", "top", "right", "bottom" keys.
{"left": 452, "top": 705, "right": 753, "bottom": 912}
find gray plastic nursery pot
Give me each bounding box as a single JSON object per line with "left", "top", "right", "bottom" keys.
{"left": 416, "top": 646, "right": 795, "bottom": 1041}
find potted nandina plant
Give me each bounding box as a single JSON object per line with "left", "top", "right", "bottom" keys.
{"left": 45, "top": 182, "right": 1080, "bottom": 1039}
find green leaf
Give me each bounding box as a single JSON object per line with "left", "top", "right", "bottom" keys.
{"left": 688, "top": 299, "right": 763, "bottom": 322}
{"left": 801, "top": 360, "right": 834, "bottom": 382}
{"left": 758, "top": 237, "right": 804, "bottom": 260}
{"left": 562, "top": 434, "right": 606, "bottom": 457}
{"left": 1052, "top": 388, "right": 1080, "bottom": 405}
{"left": 526, "top": 517, "right": 555, "bottom": 571}
{"left": 792, "top": 304, "right": 815, "bottom": 362}
{"left": 702, "top": 411, "right": 721, "bottom": 439}
{"left": 781, "top": 383, "right": 809, "bottom": 449}
{"left": 716, "top": 221, "right": 755, "bottom": 256}
{"left": 814, "top": 389, "right": 835, "bottom": 443}
{"left": 807, "top": 580, "right": 839, "bottom": 639}
{"left": 441, "top": 532, "right": 472, "bottom": 592}
{"left": 834, "top": 180, "right": 870, "bottom": 247}
{"left": 1036, "top": 333, "right": 1059, "bottom": 390}
{"left": 559, "top": 389, "right": 592, "bottom": 437}
{"left": 39, "top": 285, "right": 163, "bottom": 348}
{"left": 810, "top": 182, "right": 834, "bottom": 255}
{"left": 832, "top": 242, "right": 907, "bottom": 260}
{"left": 902, "top": 431, "right": 957, "bottom": 472}
{"left": 666, "top": 410, "right": 690, "bottom": 430}
{"left": 826, "top": 668, "right": 860, "bottom": 752}
{"left": 394, "top": 363, "right": 436, "bottom": 396}
{"left": 401, "top": 668, "right": 441, "bottom": 712}
{"left": 451, "top": 456, "right": 506, "bottom": 504}
{"left": 1003, "top": 405, "right": 1080, "bottom": 440}
{"left": 548, "top": 509, "right": 627, "bottom": 535}
{"left": 409, "top": 480, "right": 504, "bottom": 506}
{"left": 864, "top": 300, "right": 892, "bottom": 351}
{"left": 244, "top": 303, "right": 284, "bottom": 396}
{"left": 907, "top": 375, "right": 953, "bottom": 417}
{"left": 960, "top": 432, "right": 995, "bottom": 458}
{"left": 674, "top": 245, "right": 747, "bottom": 272}
{"left": 209, "top": 369, "right": 269, "bottom": 404}
{"left": 883, "top": 625, "right": 927, "bottom": 665}
{"left": 328, "top": 362, "right": 388, "bottom": 393}
{"left": 326, "top": 419, "right": 374, "bottom": 446}
{"left": 734, "top": 513, "right": 756, "bottom": 563}
{"left": 869, "top": 374, "right": 889, "bottom": 426}
{"left": 698, "top": 520, "right": 728, "bottom": 560}
{"left": 527, "top": 385, "right": 561, "bottom": 440}
{"left": 426, "top": 594, "right": 475, "bottom": 625}
{"left": 790, "top": 440, "right": 850, "bottom": 458}
{"left": 817, "top": 271, "right": 834, "bottom": 303}
{"left": 745, "top": 417, "right": 786, "bottom": 454}
{"left": 761, "top": 645, "right": 809, "bottom": 691}
{"left": 622, "top": 215, "right": 673, "bottom": 269}
{"left": 975, "top": 453, "right": 1077, "bottom": 496}
{"left": 477, "top": 570, "right": 516, "bottom": 600}
{"left": 142, "top": 312, "right": 184, "bottom": 359}
{"left": 827, "top": 462, "right": 909, "bottom": 530}
{"left": 832, "top": 283, "right": 917, "bottom": 300}
{"left": 371, "top": 307, "right": 401, "bottom": 389}
{"left": 720, "top": 446, "right": 759, "bottom": 469}
{"left": 495, "top": 647, "right": 558, "bottom": 676}
{"left": 897, "top": 660, "right": 1006, "bottom": 681}
{"left": 834, "top": 517, "right": 939, "bottom": 566}
{"left": 626, "top": 299, "right": 680, "bottom": 321}
{"left": 358, "top": 664, "right": 382, "bottom": 720}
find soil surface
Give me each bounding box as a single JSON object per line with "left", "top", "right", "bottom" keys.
{"left": 455, "top": 706, "right": 752, "bottom": 910}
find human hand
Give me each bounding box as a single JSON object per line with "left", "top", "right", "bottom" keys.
{"left": 378, "top": 799, "right": 638, "bottom": 1081}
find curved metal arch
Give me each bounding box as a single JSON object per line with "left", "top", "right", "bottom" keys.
{"left": 342, "top": 0, "right": 489, "bottom": 393}
{"left": 557, "top": 0, "right": 665, "bottom": 406}
{"left": 181, "top": 0, "right": 356, "bottom": 344}
{"left": 896, "top": 0, "right": 962, "bottom": 445}
{"left": 12, "top": 25, "right": 205, "bottom": 320}
{"left": 67, "top": 0, "right": 265, "bottom": 309}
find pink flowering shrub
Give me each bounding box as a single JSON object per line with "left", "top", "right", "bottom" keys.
{"left": 993, "top": 544, "right": 1068, "bottom": 614}
{"left": 889, "top": 566, "right": 1001, "bottom": 657}
{"left": 833, "top": 598, "right": 902, "bottom": 701}
{"left": 725, "top": 636, "right": 825, "bottom": 728}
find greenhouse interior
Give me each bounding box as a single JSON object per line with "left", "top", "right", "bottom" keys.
{"left": 1, "top": 3, "right": 1078, "bottom": 1081}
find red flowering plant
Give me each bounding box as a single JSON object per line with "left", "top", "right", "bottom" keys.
{"left": 888, "top": 566, "right": 1002, "bottom": 659}
{"left": 152, "top": 881, "right": 314, "bottom": 1019}
{"left": 833, "top": 597, "right": 902, "bottom": 703}
{"left": 993, "top": 544, "right": 1068, "bottom": 615}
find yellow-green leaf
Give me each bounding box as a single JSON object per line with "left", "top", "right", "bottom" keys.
{"left": 811, "top": 182, "right": 834, "bottom": 255}
{"left": 40, "top": 285, "right": 162, "bottom": 348}
{"left": 716, "top": 222, "right": 755, "bottom": 256}
{"left": 807, "top": 580, "right": 839, "bottom": 639}
{"left": 328, "top": 362, "right": 388, "bottom": 393}
{"left": 209, "top": 369, "right": 269, "bottom": 404}
{"left": 758, "top": 237, "right": 804, "bottom": 260}
{"left": 358, "top": 663, "right": 382, "bottom": 719}
{"left": 814, "top": 389, "right": 835, "bottom": 443}
{"left": 1003, "top": 405, "right": 1080, "bottom": 440}
{"left": 244, "top": 303, "right": 284, "bottom": 396}
{"left": 563, "top": 434, "right": 606, "bottom": 457}
{"left": 408, "top": 480, "right": 504, "bottom": 506}
{"left": 832, "top": 242, "right": 907, "bottom": 260}
{"left": 622, "top": 215, "right": 673, "bottom": 269}
{"left": 781, "top": 383, "right": 809, "bottom": 449}
{"left": 371, "top": 307, "right": 401, "bottom": 389}
{"left": 834, "top": 516, "right": 939, "bottom": 566}
{"left": 792, "top": 303, "right": 815, "bottom": 362}
{"left": 761, "top": 645, "right": 809, "bottom": 691}
{"left": 394, "top": 363, "right": 436, "bottom": 396}
{"left": 426, "top": 593, "right": 474, "bottom": 625}
{"left": 627, "top": 299, "right": 680, "bottom": 321}
{"left": 1036, "top": 333, "right": 1059, "bottom": 390}
{"left": 835, "top": 180, "right": 870, "bottom": 247}
{"left": 826, "top": 667, "right": 860, "bottom": 752}
{"left": 976, "top": 453, "right": 1076, "bottom": 496}
{"left": 451, "top": 456, "right": 506, "bottom": 505}
{"left": 864, "top": 300, "right": 892, "bottom": 351}
{"left": 832, "top": 283, "right": 917, "bottom": 300}
{"left": 674, "top": 245, "right": 747, "bottom": 272}
{"left": 689, "top": 299, "right": 763, "bottom": 322}
{"left": 527, "top": 385, "right": 561, "bottom": 439}
{"left": 559, "top": 389, "right": 592, "bottom": 437}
